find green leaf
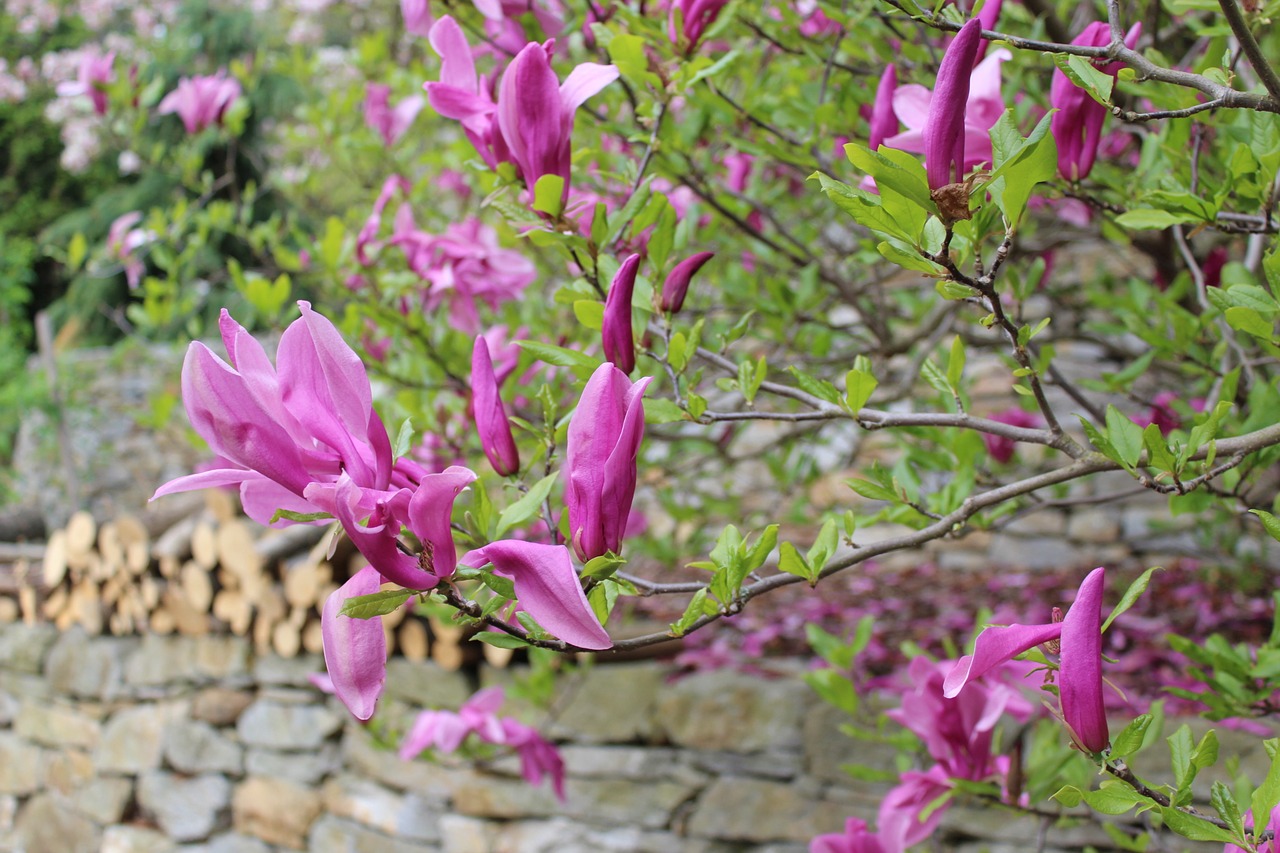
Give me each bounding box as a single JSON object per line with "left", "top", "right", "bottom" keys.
{"left": 644, "top": 398, "right": 688, "bottom": 424}
{"left": 1054, "top": 53, "right": 1115, "bottom": 105}
{"left": 947, "top": 335, "right": 966, "bottom": 390}
{"left": 787, "top": 366, "right": 843, "bottom": 405}
{"left": 1115, "top": 209, "right": 1199, "bottom": 230}
{"left": 1210, "top": 781, "right": 1245, "bottom": 839}
{"left": 574, "top": 300, "right": 604, "bottom": 331}
{"left": 1142, "top": 424, "right": 1177, "bottom": 473}
{"left": 845, "top": 368, "right": 878, "bottom": 412}
{"left": 1224, "top": 306, "right": 1276, "bottom": 340}
{"left": 1250, "top": 509, "right": 1280, "bottom": 543}
{"left": 270, "top": 509, "right": 334, "bottom": 524}
{"left": 339, "top": 589, "right": 412, "bottom": 619}
{"left": 517, "top": 340, "right": 599, "bottom": 371}
{"left": 473, "top": 632, "right": 531, "bottom": 649}
{"left": 807, "top": 518, "right": 840, "bottom": 573}
{"left": 1159, "top": 807, "right": 1240, "bottom": 843}
{"left": 745, "top": 524, "right": 778, "bottom": 572}
{"left": 1103, "top": 567, "right": 1159, "bottom": 632}
{"left": 812, "top": 173, "right": 911, "bottom": 242}
{"left": 1109, "top": 714, "right": 1154, "bottom": 759}
{"left": 778, "top": 541, "right": 815, "bottom": 583}
{"left": 669, "top": 587, "right": 709, "bottom": 637}
{"left": 393, "top": 418, "right": 414, "bottom": 459}
{"left": 67, "top": 232, "right": 87, "bottom": 272}
{"left": 985, "top": 111, "right": 1057, "bottom": 226}
{"left": 877, "top": 241, "right": 945, "bottom": 274}
{"left": 844, "top": 143, "right": 936, "bottom": 214}
{"left": 1106, "top": 404, "right": 1144, "bottom": 468}
{"left": 605, "top": 177, "right": 652, "bottom": 247}
{"left": 496, "top": 471, "right": 559, "bottom": 537}
{"left": 847, "top": 478, "right": 897, "bottom": 502}
{"left": 532, "top": 174, "right": 565, "bottom": 217}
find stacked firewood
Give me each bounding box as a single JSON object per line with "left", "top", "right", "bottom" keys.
{"left": 0, "top": 490, "right": 501, "bottom": 668}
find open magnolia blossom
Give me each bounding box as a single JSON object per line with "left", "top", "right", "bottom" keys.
{"left": 944, "top": 567, "right": 1109, "bottom": 754}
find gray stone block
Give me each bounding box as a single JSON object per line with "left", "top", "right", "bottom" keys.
{"left": 656, "top": 669, "right": 807, "bottom": 752}
{"left": 244, "top": 744, "right": 339, "bottom": 785}
{"left": 138, "top": 771, "right": 232, "bottom": 842}
{"left": 165, "top": 719, "right": 244, "bottom": 775}
{"left": 15, "top": 699, "right": 101, "bottom": 750}
{"left": 13, "top": 792, "right": 102, "bottom": 853}
{"left": 96, "top": 701, "right": 189, "bottom": 773}
{"left": 236, "top": 701, "right": 342, "bottom": 750}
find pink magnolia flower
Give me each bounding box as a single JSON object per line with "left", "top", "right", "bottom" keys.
{"left": 356, "top": 175, "right": 412, "bottom": 265}
{"left": 944, "top": 567, "right": 1110, "bottom": 754}
{"left": 496, "top": 41, "right": 618, "bottom": 204}
{"left": 56, "top": 50, "right": 114, "bottom": 115}
{"left": 981, "top": 407, "right": 1041, "bottom": 464}
{"left": 472, "top": 0, "right": 565, "bottom": 42}
{"left": 393, "top": 213, "right": 537, "bottom": 332}
{"left": 157, "top": 71, "right": 242, "bottom": 134}
{"left": 400, "top": 686, "right": 568, "bottom": 800}
{"left": 321, "top": 566, "right": 386, "bottom": 721}
{"left": 150, "top": 303, "right": 397, "bottom": 527}
{"left": 104, "top": 211, "right": 153, "bottom": 289}
{"left": 884, "top": 31, "right": 1011, "bottom": 189}
{"left": 564, "top": 363, "right": 652, "bottom": 562}
{"left": 1132, "top": 391, "right": 1180, "bottom": 436}
{"left": 459, "top": 541, "right": 612, "bottom": 650}
{"left": 1050, "top": 22, "right": 1142, "bottom": 181}
{"left": 471, "top": 335, "right": 520, "bottom": 476}
{"left": 364, "top": 83, "right": 424, "bottom": 147}
{"left": 659, "top": 251, "right": 714, "bottom": 313}
{"left": 810, "top": 817, "right": 886, "bottom": 853}
{"left": 602, "top": 254, "right": 640, "bottom": 374}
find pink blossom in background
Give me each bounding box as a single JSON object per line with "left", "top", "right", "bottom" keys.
{"left": 56, "top": 50, "right": 114, "bottom": 115}
{"left": 356, "top": 174, "right": 412, "bottom": 265}
{"left": 659, "top": 251, "right": 715, "bottom": 313}
{"left": 472, "top": 0, "right": 565, "bottom": 42}
{"left": 105, "top": 211, "right": 153, "bottom": 289}
{"left": 401, "top": 687, "right": 568, "bottom": 799}
{"left": 401, "top": 0, "right": 432, "bottom": 35}
{"left": 981, "top": 407, "right": 1040, "bottom": 464}
{"left": 392, "top": 213, "right": 537, "bottom": 332}
{"left": 668, "top": 0, "right": 733, "bottom": 52}
{"left": 157, "top": 71, "right": 241, "bottom": 134}
{"left": 1133, "top": 391, "right": 1182, "bottom": 436}
{"left": 793, "top": 0, "right": 840, "bottom": 37}
{"left": 1050, "top": 22, "right": 1141, "bottom": 181}
{"left": 885, "top": 33, "right": 1010, "bottom": 189}
{"left": 810, "top": 818, "right": 886, "bottom": 853}
{"left": 496, "top": 41, "right": 618, "bottom": 204}
{"left": 868, "top": 65, "right": 898, "bottom": 151}
{"left": 363, "top": 83, "right": 424, "bottom": 146}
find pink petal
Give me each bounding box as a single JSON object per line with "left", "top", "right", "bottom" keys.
{"left": 558, "top": 62, "right": 619, "bottom": 114}
{"left": 460, "top": 541, "right": 612, "bottom": 650}
{"left": 1059, "top": 567, "right": 1108, "bottom": 752}
{"left": 321, "top": 565, "right": 387, "bottom": 721}
{"left": 943, "top": 620, "right": 1062, "bottom": 697}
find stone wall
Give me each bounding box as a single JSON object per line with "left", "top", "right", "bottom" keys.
{"left": 0, "top": 620, "right": 1217, "bottom": 853}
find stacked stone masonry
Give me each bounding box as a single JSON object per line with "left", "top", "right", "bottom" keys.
{"left": 0, "top": 623, "right": 1251, "bottom": 853}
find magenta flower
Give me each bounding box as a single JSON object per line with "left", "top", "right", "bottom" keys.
{"left": 1132, "top": 391, "right": 1180, "bottom": 436}
{"left": 668, "top": 0, "right": 732, "bottom": 52}
{"left": 321, "top": 565, "right": 387, "bottom": 721}
{"left": 810, "top": 817, "right": 886, "bottom": 853}
{"left": 364, "top": 83, "right": 424, "bottom": 147}
{"left": 500, "top": 717, "right": 567, "bottom": 801}
{"left": 56, "top": 50, "right": 114, "bottom": 115}
{"left": 392, "top": 213, "right": 537, "bottom": 332}
{"left": 151, "top": 303, "right": 396, "bottom": 527}
{"left": 472, "top": 335, "right": 520, "bottom": 476}
{"left": 495, "top": 42, "right": 618, "bottom": 203}
{"left": 602, "top": 254, "right": 640, "bottom": 374}
{"left": 356, "top": 175, "right": 412, "bottom": 265}
{"left": 424, "top": 17, "right": 510, "bottom": 170}
{"left": 104, "top": 211, "right": 153, "bottom": 289}
{"left": 982, "top": 407, "right": 1041, "bottom": 464}
{"left": 1050, "top": 22, "right": 1141, "bottom": 181}
{"left": 659, "top": 251, "right": 714, "bottom": 313}
{"left": 157, "top": 72, "right": 241, "bottom": 134}
{"left": 886, "top": 35, "right": 1010, "bottom": 190}
{"left": 402, "top": 0, "right": 433, "bottom": 35}
{"left": 922, "top": 19, "right": 983, "bottom": 190}
{"left": 460, "top": 541, "right": 612, "bottom": 650}
{"left": 868, "top": 65, "right": 898, "bottom": 151}
{"left": 944, "top": 567, "right": 1110, "bottom": 754}
{"left": 972, "top": 0, "right": 1002, "bottom": 64}
{"left": 564, "top": 363, "right": 652, "bottom": 561}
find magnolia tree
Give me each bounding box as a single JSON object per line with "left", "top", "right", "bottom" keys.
{"left": 14, "top": 0, "right": 1280, "bottom": 848}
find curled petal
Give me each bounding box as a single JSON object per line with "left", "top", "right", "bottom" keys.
{"left": 943, "top": 620, "right": 1062, "bottom": 698}
{"left": 321, "top": 566, "right": 387, "bottom": 721}
{"left": 461, "top": 541, "right": 611, "bottom": 650}
{"left": 405, "top": 466, "right": 477, "bottom": 581}
{"left": 1060, "top": 567, "right": 1108, "bottom": 753}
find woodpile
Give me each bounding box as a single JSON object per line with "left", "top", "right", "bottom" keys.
{"left": 0, "top": 490, "right": 486, "bottom": 670}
